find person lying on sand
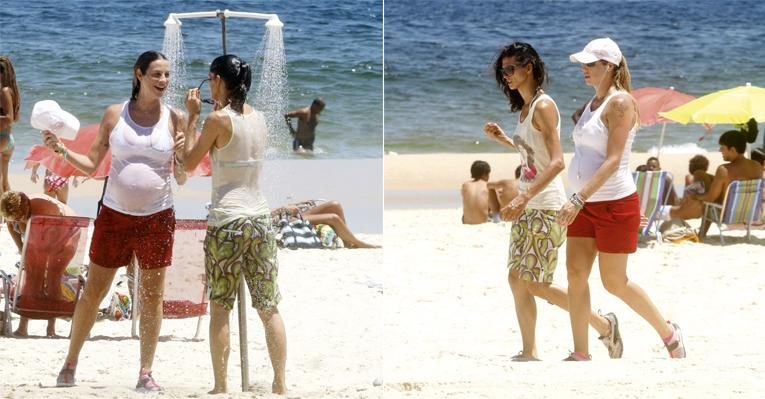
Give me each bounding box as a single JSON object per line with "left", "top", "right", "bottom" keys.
{"left": 271, "top": 200, "right": 380, "bottom": 248}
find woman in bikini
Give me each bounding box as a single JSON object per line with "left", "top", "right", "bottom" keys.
{"left": 0, "top": 56, "right": 21, "bottom": 198}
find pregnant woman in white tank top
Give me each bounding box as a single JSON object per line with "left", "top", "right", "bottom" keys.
{"left": 483, "top": 42, "right": 621, "bottom": 362}
{"left": 559, "top": 38, "right": 685, "bottom": 361}
{"left": 43, "top": 51, "right": 188, "bottom": 391}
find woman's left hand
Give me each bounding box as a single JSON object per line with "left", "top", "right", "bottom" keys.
{"left": 500, "top": 192, "right": 530, "bottom": 221}
{"left": 556, "top": 201, "right": 581, "bottom": 227}
{"left": 185, "top": 88, "right": 202, "bottom": 116}
{"left": 41, "top": 129, "right": 63, "bottom": 152}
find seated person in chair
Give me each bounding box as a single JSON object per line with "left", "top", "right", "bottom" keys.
{"left": 0, "top": 190, "right": 77, "bottom": 337}
{"left": 684, "top": 131, "right": 762, "bottom": 239}
{"left": 750, "top": 147, "right": 765, "bottom": 224}
{"left": 658, "top": 154, "right": 715, "bottom": 222}
{"left": 638, "top": 156, "right": 678, "bottom": 205}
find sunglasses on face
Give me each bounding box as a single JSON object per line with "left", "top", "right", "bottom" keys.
{"left": 501, "top": 63, "right": 525, "bottom": 76}
{"left": 196, "top": 79, "right": 215, "bottom": 105}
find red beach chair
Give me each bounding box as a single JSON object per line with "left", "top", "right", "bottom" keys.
{"left": 130, "top": 219, "right": 209, "bottom": 340}
{"left": 0, "top": 215, "right": 92, "bottom": 336}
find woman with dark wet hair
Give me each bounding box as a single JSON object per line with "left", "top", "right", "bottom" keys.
{"left": 180, "top": 54, "right": 287, "bottom": 395}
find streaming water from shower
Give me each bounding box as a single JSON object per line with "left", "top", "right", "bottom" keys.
{"left": 161, "top": 22, "right": 187, "bottom": 110}
{"left": 252, "top": 23, "right": 289, "bottom": 158}
{"left": 160, "top": 13, "right": 289, "bottom": 159}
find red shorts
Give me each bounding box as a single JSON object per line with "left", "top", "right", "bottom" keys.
{"left": 567, "top": 192, "right": 640, "bottom": 253}
{"left": 89, "top": 206, "right": 175, "bottom": 269}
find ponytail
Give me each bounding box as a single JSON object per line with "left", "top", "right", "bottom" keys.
{"left": 209, "top": 54, "right": 252, "bottom": 113}
{"left": 613, "top": 56, "right": 632, "bottom": 93}
{"left": 229, "top": 62, "right": 251, "bottom": 113}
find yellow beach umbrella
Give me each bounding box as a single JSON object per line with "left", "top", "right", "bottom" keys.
{"left": 659, "top": 82, "right": 765, "bottom": 124}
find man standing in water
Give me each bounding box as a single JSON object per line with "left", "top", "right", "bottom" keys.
{"left": 285, "top": 97, "right": 325, "bottom": 152}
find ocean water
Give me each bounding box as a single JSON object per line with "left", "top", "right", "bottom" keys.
{"left": 384, "top": 0, "right": 765, "bottom": 154}
{"left": 0, "top": 0, "right": 382, "bottom": 169}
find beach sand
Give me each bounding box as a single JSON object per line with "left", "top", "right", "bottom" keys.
{"left": 0, "top": 158, "right": 383, "bottom": 398}
{"left": 0, "top": 235, "right": 383, "bottom": 398}
{"left": 382, "top": 152, "right": 765, "bottom": 398}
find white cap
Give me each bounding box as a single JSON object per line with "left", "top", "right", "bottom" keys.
{"left": 569, "top": 37, "right": 622, "bottom": 65}
{"left": 30, "top": 100, "right": 80, "bottom": 139}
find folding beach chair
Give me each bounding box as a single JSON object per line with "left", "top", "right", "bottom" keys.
{"left": 633, "top": 171, "right": 672, "bottom": 243}
{"left": 130, "top": 219, "right": 208, "bottom": 340}
{"left": 701, "top": 178, "right": 765, "bottom": 245}
{"left": 0, "top": 215, "right": 92, "bottom": 336}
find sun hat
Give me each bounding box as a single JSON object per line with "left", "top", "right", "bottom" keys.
{"left": 569, "top": 37, "right": 622, "bottom": 65}
{"left": 30, "top": 100, "right": 80, "bottom": 139}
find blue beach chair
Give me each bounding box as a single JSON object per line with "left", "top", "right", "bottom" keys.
{"left": 701, "top": 179, "right": 765, "bottom": 245}
{"left": 633, "top": 171, "right": 672, "bottom": 244}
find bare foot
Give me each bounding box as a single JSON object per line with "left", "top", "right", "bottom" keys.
{"left": 272, "top": 381, "right": 287, "bottom": 395}
{"left": 208, "top": 387, "right": 227, "bottom": 395}
{"left": 346, "top": 240, "right": 381, "bottom": 249}
{"left": 12, "top": 329, "right": 28, "bottom": 338}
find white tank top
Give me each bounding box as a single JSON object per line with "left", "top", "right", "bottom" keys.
{"left": 512, "top": 93, "right": 566, "bottom": 210}
{"left": 568, "top": 91, "right": 637, "bottom": 202}
{"left": 208, "top": 106, "right": 269, "bottom": 227}
{"left": 102, "top": 101, "right": 174, "bottom": 215}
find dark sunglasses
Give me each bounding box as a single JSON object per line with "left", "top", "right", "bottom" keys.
{"left": 501, "top": 63, "right": 525, "bottom": 76}
{"left": 196, "top": 79, "right": 215, "bottom": 105}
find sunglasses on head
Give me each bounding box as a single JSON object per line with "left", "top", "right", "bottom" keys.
{"left": 196, "top": 79, "right": 215, "bottom": 105}
{"left": 501, "top": 63, "right": 526, "bottom": 76}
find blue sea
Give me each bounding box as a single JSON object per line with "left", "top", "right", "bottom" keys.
{"left": 0, "top": 0, "right": 382, "bottom": 170}
{"left": 384, "top": 0, "right": 765, "bottom": 154}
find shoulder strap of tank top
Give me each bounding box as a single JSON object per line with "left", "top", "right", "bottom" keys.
{"left": 527, "top": 93, "right": 559, "bottom": 129}
{"left": 528, "top": 93, "right": 552, "bottom": 115}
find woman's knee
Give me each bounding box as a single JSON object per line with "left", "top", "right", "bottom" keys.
{"left": 257, "top": 307, "right": 280, "bottom": 324}
{"left": 601, "top": 276, "right": 628, "bottom": 296}
{"left": 325, "top": 201, "right": 342, "bottom": 212}
{"left": 527, "top": 281, "right": 550, "bottom": 297}
{"left": 566, "top": 263, "right": 590, "bottom": 285}
{"left": 81, "top": 282, "right": 111, "bottom": 304}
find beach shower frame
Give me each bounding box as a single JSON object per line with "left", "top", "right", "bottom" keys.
{"left": 130, "top": 10, "right": 286, "bottom": 393}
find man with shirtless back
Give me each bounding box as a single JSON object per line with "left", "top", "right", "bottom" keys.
{"left": 285, "top": 97, "right": 325, "bottom": 152}
{"left": 689, "top": 131, "right": 763, "bottom": 239}
{"left": 461, "top": 160, "right": 520, "bottom": 224}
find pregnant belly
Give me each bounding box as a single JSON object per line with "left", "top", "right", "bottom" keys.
{"left": 110, "top": 163, "right": 169, "bottom": 210}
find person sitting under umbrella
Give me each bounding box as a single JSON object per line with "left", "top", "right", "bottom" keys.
{"left": 657, "top": 131, "right": 761, "bottom": 238}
